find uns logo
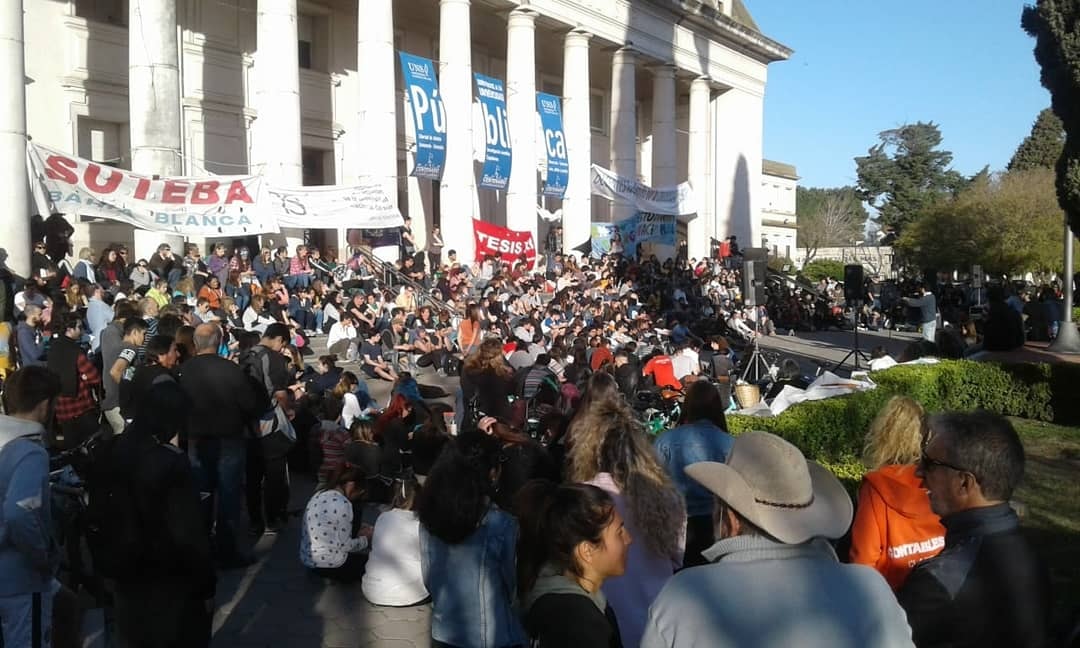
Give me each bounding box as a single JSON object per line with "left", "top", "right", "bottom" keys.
{"left": 409, "top": 86, "right": 446, "bottom": 134}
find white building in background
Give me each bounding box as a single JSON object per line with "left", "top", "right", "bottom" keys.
{"left": 760, "top": 158, "right": 797, "bottom": 260}
{"left": 2, "top": 0, "right": 791, "bottom": 274}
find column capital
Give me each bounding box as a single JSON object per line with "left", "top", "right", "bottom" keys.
{"left": 565, "top": 28, "right": 593, "bottom": 44}
{"left": 612, "top": 46, "right": 637, "bottom": 63}
{"left": 508, "top": 6, "right": 538, "bottom": 25}
{"left": 691, "top": 75, "right": 713, "bottom": 87}
{"left": 648, "top": 63, "right": 676, "bottom": 78}
{"left": 439, "top": 0, "right": 470, "bottom": 6}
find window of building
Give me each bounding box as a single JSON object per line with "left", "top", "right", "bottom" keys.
{"left": 590, "top": 91, "right": 605, "bottom": 134}
{"left": 297, "top": 11, "right": 329, "bottom": 72}
{"left": 74, "top": 0, "right": 128, "bottom": 26}
{"left": 77, "top": 117, "right": 128, "bottom": 168}
{"left": 302, "top": 147, "right": 333, "bottom": 186}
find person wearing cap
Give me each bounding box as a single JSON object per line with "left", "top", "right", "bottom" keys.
{"left": 641, "top": 432, "right": 913, "bottom": 648}
{"left": 897, "top": 411, "right": 1050, "bottom": 647}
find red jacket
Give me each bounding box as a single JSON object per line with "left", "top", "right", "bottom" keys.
{"left": 849, "top": 463, "right": 945, "bottom": 590}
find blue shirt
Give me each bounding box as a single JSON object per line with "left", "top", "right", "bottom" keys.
{"left": 654, "top": 421, "right": 734, "bottom": 517}
{"left": 86, "top": 298, "right": 113, "bottom": 352}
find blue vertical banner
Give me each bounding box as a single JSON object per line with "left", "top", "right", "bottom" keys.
{"left": 398, "top": 52, "right": 447, "bottom": 180}
{"left": 474, "top": 74, "right": 512, "bottom": 191}
{"left": 536, "top": 92, "right": 569, "bottom": 199}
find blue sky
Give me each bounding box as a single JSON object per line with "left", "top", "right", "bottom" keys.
{"left": 751, "top": 0, "right": 1050, "bottom": 189}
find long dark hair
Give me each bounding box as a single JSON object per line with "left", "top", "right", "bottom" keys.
{"left": 415, "top": 432, "right": 503, "bottom": 544}
{"left": 680, "top": 381, "right": 729, "bottom": 430}
{"left": 514, "top": 480, "right": 615, "bottom": 597}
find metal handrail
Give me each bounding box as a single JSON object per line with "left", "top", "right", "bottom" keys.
{"left": 351, "top": 247, "right": 455, "bottom": 314}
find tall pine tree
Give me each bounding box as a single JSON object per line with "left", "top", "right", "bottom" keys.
{"left": 1008, "top": 108, "right": 1065, "bottom": 172}
{"left": 1023, "top": 2, "right": 1080, "bottom": 237}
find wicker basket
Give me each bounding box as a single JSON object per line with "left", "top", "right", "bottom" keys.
{"left": 734, "top": 383, "right": 761, "bottom": 408}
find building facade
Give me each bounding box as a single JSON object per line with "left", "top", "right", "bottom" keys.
{"left": 2, "top": 0, "right": 790, "bottom": 275}
{"left": 760, "top": 158, "right": 797, "bottom": 261}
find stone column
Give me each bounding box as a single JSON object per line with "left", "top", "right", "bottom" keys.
{"left": 0, "top": 0, "right": 31, "bottom": 277}
{"left": 438, "top": 0, "right": 477, "bottom": 262}
{"left": 687, "top": 77, "right": 712, "bottom": 260}
{"left": 356, "top": 0, "right": 397, "bottom": 202}
{"left": 355, "top": 0, "right": 400, "bottom": 254}
{"left": 650, "top": 64, "right": 677, "bottom": 188}
{"left": 255, "top": 0, "right": 303, "bottom": 247}
{"left": 561, "top": 29, "right": 592, "bottom": 252}
{"left": 505, "top": 8, "right": 537, "bottom": 242}
{"left": 129, "top": 0, "right": 184, "bottom": 258}
{"left": 609, "top": 47, "right": 636, "bottom": 223}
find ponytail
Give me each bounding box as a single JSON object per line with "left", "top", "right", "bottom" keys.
{"left": 514, "top": 480, "right": 615, "bottom": 598}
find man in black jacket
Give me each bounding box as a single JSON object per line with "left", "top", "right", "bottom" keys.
{"left": 178, "top": 323, "right": 260, "bottom": 567}
{"left": 898, "top": 411, "right": 1051, "bottom": 647}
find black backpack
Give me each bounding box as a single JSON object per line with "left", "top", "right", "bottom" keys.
{"left": 83, "top": 439, "right": 156, "bottom": 581}
{"left": 237, "top": 346, "right": 274, "bottom": 414}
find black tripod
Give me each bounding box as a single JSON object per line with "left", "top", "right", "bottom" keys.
{"left": 832, "top": 299, "right": 872, "bottom": 373}
{"left": 740, "top": 319, "right": 772, "bottom": 383}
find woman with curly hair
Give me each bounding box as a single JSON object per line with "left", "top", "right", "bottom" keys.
{"left": 460, "top": 336, "right": 514, "bottom": 427}
{"left": 849, "top": 395, "right": 944, "bottom": 590}
{"left": 566, "top": 397, "right": 686, "bottom": 648}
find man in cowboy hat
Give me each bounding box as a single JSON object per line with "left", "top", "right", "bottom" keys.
{"left": 641, "top": 432, "right": 913, "bottom": 648}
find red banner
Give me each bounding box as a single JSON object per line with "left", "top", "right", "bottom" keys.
{"left": 472, "top": 220, "right": 537, "bottom": 269}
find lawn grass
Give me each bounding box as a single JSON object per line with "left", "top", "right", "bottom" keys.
{"left": 1011, "top": 418, "right": 1080, "bottom": 632}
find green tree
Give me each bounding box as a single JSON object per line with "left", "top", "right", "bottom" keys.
{"left": 1008, "top": 108, "right": 1065, "bottom": 171}
{"left": 799, "top": 259, "right": 846, "bottom": 283}
{"left": 1023, "top": 3, "right": 1080, "bottom": 238}
{"left": 854, "top": 122, "right": 969, "bottom": 233}
{"left": 796, "top": 186, "right": 868, "bottom": 264}
{"left": 896, "top": 168, "right": 1064, "bottom": 276}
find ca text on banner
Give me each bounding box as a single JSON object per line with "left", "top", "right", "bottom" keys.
{"left": 472, "top": 219, "right": 537, "bottom": 269}
{"left": 399, "top": 52, "right": 447, "bottom": 181}
{"left": 27, "top": 142, "right": 274, "bottom": 236}
{"left": 474, "top": 74, "right": 512, "bottom": 191}
{"left": 536, "top": 92, "right": 568, "bottom": 199}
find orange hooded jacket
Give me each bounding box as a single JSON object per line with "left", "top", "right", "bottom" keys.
{"left": 849, "top": 463, "right": 946, "bottom": 590}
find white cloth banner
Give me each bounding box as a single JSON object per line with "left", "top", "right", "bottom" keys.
{"left": 590, "top": 165, "right": 697, "bottom": 216}
{"left": 27, "top": 142, "right": 403, "bottom": 236}
{"left": 28, "top": 142, "right": 273, "bottom": 236}
{"left": 265, "top": 183, "right": 403, "bottom": 229}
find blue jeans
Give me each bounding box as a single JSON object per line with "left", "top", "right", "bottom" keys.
{"left": 188, "top": 436, "right": 249, "bottom": 562}
{"left": 284, "top": 274, "right": 312, "bottom": 290}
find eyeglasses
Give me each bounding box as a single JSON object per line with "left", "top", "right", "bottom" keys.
{"left": 919, "top": 451, "right": 971, "bottom": 475}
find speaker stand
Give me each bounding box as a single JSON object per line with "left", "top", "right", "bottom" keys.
{"left": 740, "top": 320, "right": 773, "bottom": 383}
{"left": 832, "top": 303, "right": 872, "bottom": 374}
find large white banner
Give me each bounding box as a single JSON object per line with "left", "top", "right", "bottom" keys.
{"left": 265, "top": 183, "right": 403, "bottom": 229}
{"left": 590, "top": 165, "right": 697, "bottom": 216}
{"left": 28, "top": 142, "right": 274, "bottom": 235}
{"left": 28, "top": 143, "right": 403, "bottom": 235}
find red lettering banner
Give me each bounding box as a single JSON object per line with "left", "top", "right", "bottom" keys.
{"left": 472, "top": 219, "right": 537, "bottom": 269}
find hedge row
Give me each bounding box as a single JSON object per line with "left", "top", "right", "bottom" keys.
{"left": 727, "top": 360, "right": 1080, "bottom": 466}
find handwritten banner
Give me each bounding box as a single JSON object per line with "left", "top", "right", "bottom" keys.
{"left": 399, "top": 52, "right": 447, "bottom": 180}
{"left": 473, "top": 219, "right": 536, "bottom": 269}
{"left": 590, "top": 165, "right": 697, "bottom": 215}
{"left": 267, "top": 182, "right": 403, "bottom": 229}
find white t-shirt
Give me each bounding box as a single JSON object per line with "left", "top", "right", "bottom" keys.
{"left": 299, "top": 489, "right": 367, "bottom": 569}
{"left": 672, "top": 348, "right": 699, "bottom": 380}
{"left": 327, "top": 321, "right": 357, "bottom": 349}
{"left": 362, "top": 509, "right": 427, "bottom": 606}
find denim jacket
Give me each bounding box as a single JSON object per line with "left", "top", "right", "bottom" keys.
{"left": 420, "top": 506, "right": 527, "bottom": 648}
{"left": 654, "top": 421, "right": 734, "bottom": 517}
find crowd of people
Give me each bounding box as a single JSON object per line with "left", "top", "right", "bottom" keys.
{"left": 0, "top": 223, "right": 1059, "bottom": 648}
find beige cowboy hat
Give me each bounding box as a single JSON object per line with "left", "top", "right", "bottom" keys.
{"left": 686, "top": 431, "right": 853, "bottom": 544}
